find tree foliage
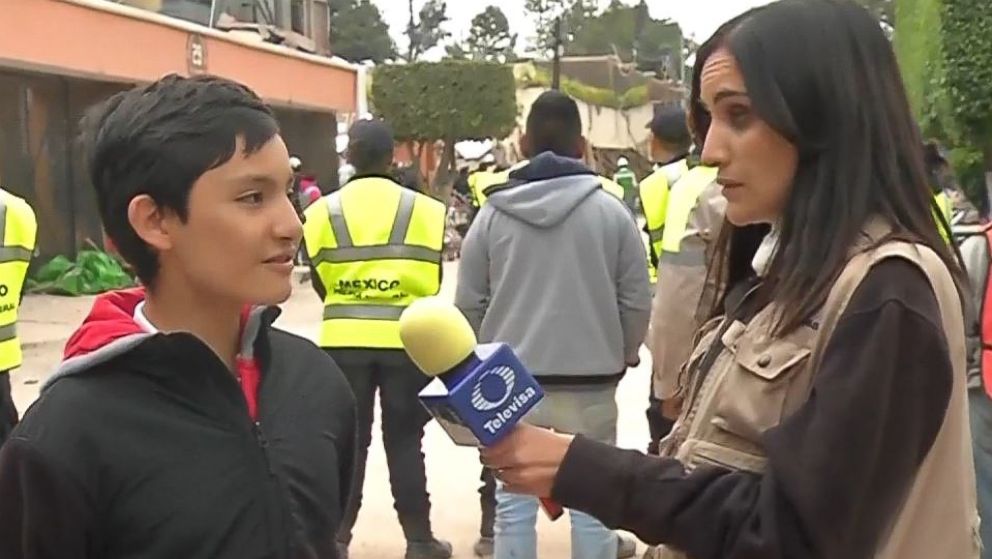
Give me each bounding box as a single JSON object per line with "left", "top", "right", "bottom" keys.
{"left": 464, "top": 6, "right": 518, "bottom": 63}
{"left": 895, "top": 0, "right": 992, "bottom": 205}
{"left": 371, "top": 62, "right": 517, "bottom": 196}
{"left": 524, "top": 0, "right": 682, "bottom": 77}
{"left": 372, "top": 61, "right": 516, "bottom": 141}
{"left": 328, "top": 0, "right": 396, "bottom": 63}
{"left": 405, "top": 0, "right": 450, "bottom": 62}
{"left": 524, "top": 0, "right": 596, "bottom": 57}
{"left": 940, "top": 0, "right": 992, "bottom": 143}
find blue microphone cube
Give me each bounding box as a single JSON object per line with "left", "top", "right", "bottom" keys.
{"left": 419, "top": 342, "right": 545, "bottom": 447}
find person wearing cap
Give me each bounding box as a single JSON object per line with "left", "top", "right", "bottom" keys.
{"left": 640, "top": 105, "right": 727, "bottom": 453}
{"left": 303, "top": 119, "right": 452, "bottom": 559}
{"left": 613, "top": 157, "right": 638, "bottom": 213}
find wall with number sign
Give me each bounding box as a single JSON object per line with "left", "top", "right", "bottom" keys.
{"left": 0, "top": 0, "right": 356, "bottom": 259}
{"left": 0, "top": 0, "right": 356, "bottom": 114}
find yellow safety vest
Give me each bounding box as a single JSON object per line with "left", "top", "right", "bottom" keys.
{"left": 659, "top": 166, "right": 719, "bottom": 260}
{"left": 640, "top": 159, "right": 689, "bottom": 278}
{"left": 302, "top": 178, "right": 445, "bottom": 349}
{"left": 0, "top": 190, "right": 37, "bottom": 371}
{"left": 477, "top": 161, "right": 624, "bottom": 204}
{"left": 469, "top": 171, "right": 500, "bottom": 207}
{"left": 597, "top": 176, "right": 625, "bottom": 200}
{"left": 934, "top": 191, "right": 951, "bottom": 243}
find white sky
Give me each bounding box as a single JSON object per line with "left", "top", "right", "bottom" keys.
{"left": 371, "top": 0, "right": 777, "bottom": 58}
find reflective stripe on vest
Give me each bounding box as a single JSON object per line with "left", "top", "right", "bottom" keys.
{"left": 303, "top": 179, "right": 443, "bottom": 349}
{"left": 640, "top": 160, "right": 688, "bottom": 265}
{"left": 659, "top": 166, "right": 718, "bottom": 258}
{"left": 934, "top": 191, "right": 951, "bottom": 244}
{"left": 0, "top": 190, "right": 37, "bottom": 371}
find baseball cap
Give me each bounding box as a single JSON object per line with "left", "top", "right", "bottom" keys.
{"left": 347, "top": 119, "right": 394, "bottom": 169}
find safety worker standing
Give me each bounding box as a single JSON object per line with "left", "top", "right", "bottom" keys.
{"left": 613, "top": 156, "right": 639, "bottom": 213}
{"left": 642, "top": 106, "right": 726, "bottom": 453}
{"left": 0, "top": 186, "right": 37, "bottom": 446}
{"left": 923, "top": 141, "right": 955, "bottom": 242}
{"left": 303, "top": 119, "right": 452, "bottom": 559}
{"left": 468, "top": 155, "right": 498, "bottom": 208}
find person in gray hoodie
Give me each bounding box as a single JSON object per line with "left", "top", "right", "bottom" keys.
{"left": 455, "top": 90, "right": 652, "bottom": 559}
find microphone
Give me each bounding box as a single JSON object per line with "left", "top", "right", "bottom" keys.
{"left": 399, "top": 297, "right": 564, "bottom": 521}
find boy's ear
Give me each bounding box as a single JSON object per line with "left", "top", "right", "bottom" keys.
{"left": 127, "top": 194, "right": 174, "bottom": 252}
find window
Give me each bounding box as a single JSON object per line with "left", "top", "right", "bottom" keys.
{"left": 290, "top": 0, "right": 308, "bottom": 34}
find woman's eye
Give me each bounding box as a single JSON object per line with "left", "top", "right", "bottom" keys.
{"left": 727, "top": 106, "right": 752, "bottom": 129}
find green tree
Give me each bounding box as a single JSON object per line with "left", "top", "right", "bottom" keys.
{"left": 524, "top": 0, "right": 681, "bottom": 77}
{"left": 464, "top": 6, "right": 517, "bottom": 63}
{"left": 328, "top": 0, "right": 396, "bottom": 63}
{"left": 524, "top": 0, "right": 595, "bottom": 57}
{"left": 940, "top": 0, "right": 992, "bottom": 200}
{"left": 371, "top": 61, "right": 517, "bottom": 197}
{"left": 405, "top": 0, "right": 450, "bottom": 62}
{"left": 895, "top": 0, "right": 992, "bottom": 206}
{"left": 565, "top": 1, "right": 682, "bottom": 77}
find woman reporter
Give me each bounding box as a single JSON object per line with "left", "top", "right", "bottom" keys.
{"left": 482, "top": 1, "right": 979, "bottom": 558}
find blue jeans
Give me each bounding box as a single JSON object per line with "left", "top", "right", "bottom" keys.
{"left": 971, "top": 388, "right": 992, "bottom": 559}
{"left": 494, "top": 385, "right": 618, "bottom": 559}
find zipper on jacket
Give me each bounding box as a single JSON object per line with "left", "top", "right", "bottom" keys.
{"left": 252, "top": 420, "right": 276, "bottom": 476}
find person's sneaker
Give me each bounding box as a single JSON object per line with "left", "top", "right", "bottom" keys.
{"left": 406, "top": 538, "right": 453, "bottom": 559}
{"left": 473, "top": 536, "right": 494, "bottom": 558}
{"left": 336, "top": 542, "right": 349, "bottom": 559}
{"left": 617, "top": 534, "right": 637, "bottom": 559}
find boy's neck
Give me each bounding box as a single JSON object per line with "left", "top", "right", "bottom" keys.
{"left": 142, "top": 280, "right": 243, "bottom": 373}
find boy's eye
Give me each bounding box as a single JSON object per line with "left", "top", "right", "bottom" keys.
{"left": 238, "top": 192, "right": 264, "bottom": 205}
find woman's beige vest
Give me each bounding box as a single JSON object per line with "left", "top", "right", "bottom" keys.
{"left": 648, "top": 228, "right": 980, "bottom": 559}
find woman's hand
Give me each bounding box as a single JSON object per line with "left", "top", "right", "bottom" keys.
{"left": 481, "top": 423, "right": 575, "bottom": 497}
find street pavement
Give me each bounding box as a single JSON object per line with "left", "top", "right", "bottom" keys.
{"left": 10, "top": 261, "right": 651, "bottom": 558}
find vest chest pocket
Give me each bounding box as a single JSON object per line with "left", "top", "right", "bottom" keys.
{"left": 675, "top": 317, "right": 725, "bottom": 399}
{"left": 712, "top": 332, "right": 812, "bottom": 443}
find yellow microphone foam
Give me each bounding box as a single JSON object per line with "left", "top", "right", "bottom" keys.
{"left": 399, "top": 297, "right": 478, "bottom": 377}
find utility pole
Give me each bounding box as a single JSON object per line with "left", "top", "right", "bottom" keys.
{"left": 407, "top": 0, "right": 417, "bottom": 62}
{"left": 551, "top": 16, "right": 563, "bottom": 89}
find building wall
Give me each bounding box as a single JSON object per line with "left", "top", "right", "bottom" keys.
{"left": 0, "top": 0, "right": 356, "bottom": 259}
{"left": 0, "top": 72, "right": 119, "bottom": 259}
{"left": 0, "top": 69, "right": 343, "bottom": 259}
{"left": 274, "top": 107, "right": 339, "bottom": 192}
{"left": 0, "top": 0, "right": 356, "bottom": 114}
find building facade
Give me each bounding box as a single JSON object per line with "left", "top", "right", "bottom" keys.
{"left": 0, "top": 0, "right": 356, "bottom": 259}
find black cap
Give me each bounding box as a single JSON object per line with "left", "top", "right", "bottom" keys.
{"left": 348, "top": 118, "right": 394, "bottom": 171}
{"left": 647, "top": 105, "right": 690, "bottom": 145}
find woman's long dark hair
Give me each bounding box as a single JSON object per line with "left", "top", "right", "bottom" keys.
{"left": 695, "top": 0, "right": 962, "bottom": 332}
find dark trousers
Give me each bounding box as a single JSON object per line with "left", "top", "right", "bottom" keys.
{"left": 0, "top": 373, "right": 17, "bottom": 446}
{"left": 329, "top": 349, "right": 434, "bottom": 544}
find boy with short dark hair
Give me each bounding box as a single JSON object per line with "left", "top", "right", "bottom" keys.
{"left": 0, "top": 74, "right": 356, "bottom": 559}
